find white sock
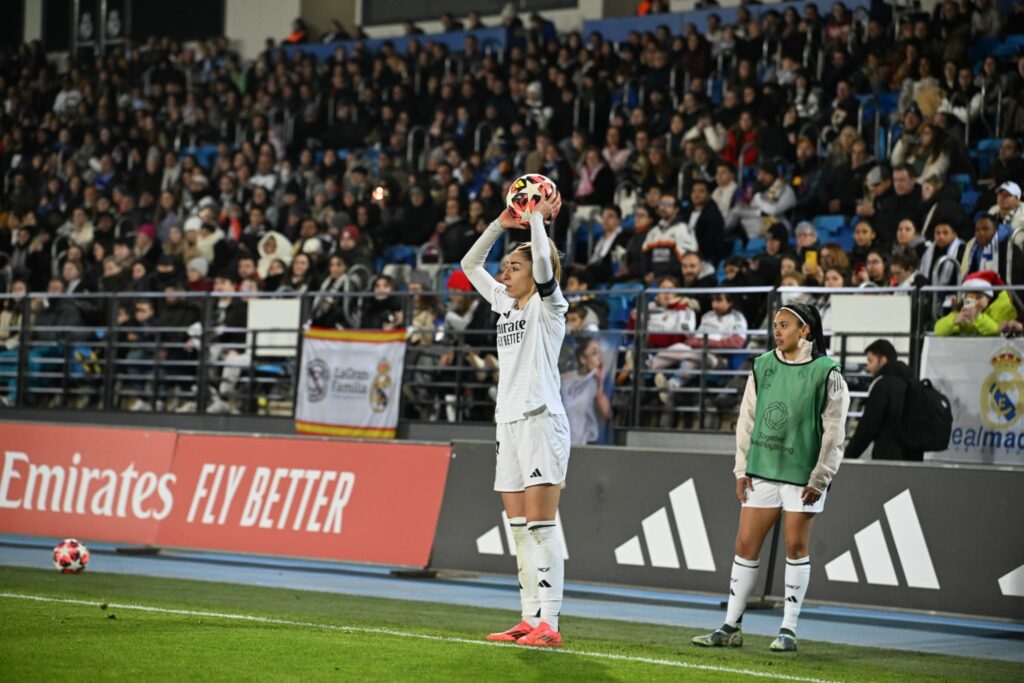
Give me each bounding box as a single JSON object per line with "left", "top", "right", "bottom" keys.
{"left": 781, "top": 557, "right": 811, "bottom": 635}
{"left": 509, "top": 517, "right": 540, "bottom": 627}
{"left": 724, "top": 555, "right": 760, "bottom": 629}
{"left": 528, "top": 520, "right": 563, "bottom": 632}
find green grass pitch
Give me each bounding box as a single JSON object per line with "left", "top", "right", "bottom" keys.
{"left": 0, "top": 566, "right": 1020, "bottom": 682}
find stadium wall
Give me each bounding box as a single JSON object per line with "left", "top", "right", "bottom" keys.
{"left": 2, "top": 421, "right": 1020, "bottom": 620}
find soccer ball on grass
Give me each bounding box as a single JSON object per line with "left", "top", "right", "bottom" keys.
{"left": 505, "top": 174, "right": 561, "bottom": 226}
{"left": 53, "top": 538, "right": 90, "bottom": 574}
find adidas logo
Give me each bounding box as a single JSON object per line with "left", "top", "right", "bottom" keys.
{"left": 613, "top": 479, "right": 716, "bottom": 572}
{"left": 529, "top": 468, "right": 542, "bottom": 478}
{"left": 475, "top": 511, "right": 570, "bottom": 558}
{"left": 999, "top": 563, "right": 1024, "bottom": 597}
{"left": 538, "top": 580, "right": 552, "bottom": 588}
{"left": 824, "top": 490, "right": 939, "bottom": 589}
{"left": 785, "top": 596, "right": 799, "bottom": 603}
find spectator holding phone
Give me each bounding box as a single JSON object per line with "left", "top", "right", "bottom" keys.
{"left": 934, "top": 271, "right": 1016, "bottom": 336}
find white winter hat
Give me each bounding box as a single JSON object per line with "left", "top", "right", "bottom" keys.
{"left": 183, "top": 215, "right": 203, "bottom": 232}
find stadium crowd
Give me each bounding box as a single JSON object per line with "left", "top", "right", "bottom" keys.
{"left": 1, "top": 1, "right": 1024, "bottom": 424}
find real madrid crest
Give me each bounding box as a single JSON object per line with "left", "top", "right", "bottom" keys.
{"left": 981, "top": 345, "right": 1024, "bottom": 430}
{"left": 370, "top": 360, "right": 392, "bottom": 413}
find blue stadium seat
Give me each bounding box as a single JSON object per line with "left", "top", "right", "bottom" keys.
{"left": 735, "top": 238, "right": 766, "bottom": 258}
{"left": 574, "top": 221, "right": 603, "bottom": 263}
{"left": 968, "top": 36, "right": 1001, "bottom": 64}
{"left": 949, "top": 173, "right": 973, "bottom": 195}
{"left": 970, "top": 138, "right": 1002, "bottom": 176}
{"left": 608, "top": 283, "right": 642, "bottom": 329}
{"left": 961, "top": 190, "right": 980, "bottom": 215}
{"left": 383, "top": 245, "right": 418, "bottom": 267}
{"left": 180, "top": 145, "right": 220, "bottom": 171}
{"left": 994, "top": 35, "right": 1024, "bottom": 59}
{"left": 812, "top": 214, "right": 846, "bottom": 236}
{"left": 833, "top": 225, "right": 855, "bottom": 253}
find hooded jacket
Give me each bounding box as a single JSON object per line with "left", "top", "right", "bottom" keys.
{"left": 257, "top": 231, "right": 294, "bottom": 279}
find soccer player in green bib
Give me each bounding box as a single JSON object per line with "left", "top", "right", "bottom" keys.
{"left": 692, "top": 303, "right": 850, "bottom": 652}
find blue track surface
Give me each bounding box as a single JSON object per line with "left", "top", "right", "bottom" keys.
{"left": 2, "top": 535, "right": 1021, "bottom": 663}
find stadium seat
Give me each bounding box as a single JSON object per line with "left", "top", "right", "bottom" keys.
{"left": 949, "top": 174, "right": 973, "bottom": 196}
{"left": 608, "top": 283, "right": 642, "bottom": 329}
{"left": 968, "top": 36, "right": 1000, "bottom": 64}
{"left": 961, "top": 190, "right": 980, "bottom": 215}
{"left": 833, "top": 225, "right": 855, "bottom": 253}
{"left": 877, "top": 92, "right": 900, "bottom": 118}
{"left": 735, "top": 238, "right": 766, "bottom": 258}
{"left": 812, "top": 215, "right": 847, "bottom": 237}
{"left": 383, "top": 245, "right": 418, "bottom": 267}
{"left": 972, "top": 138, "right": 1003, "bottom": 177}
{"left": 993, "top": 35, "right": 1024, "bottom": 59}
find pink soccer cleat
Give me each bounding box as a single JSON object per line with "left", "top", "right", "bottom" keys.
{"left": 486, "top": 620, "right": 535, "bottom": 642}
{"left": 516, "top": 621, "right": 562, "bottom": 647}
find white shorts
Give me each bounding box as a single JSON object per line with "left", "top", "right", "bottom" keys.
{"left": 494, "top": 410, "right": 571, "bottom": 492}
{"left": 741, "top": 477, "right": 827, "bottom": 513}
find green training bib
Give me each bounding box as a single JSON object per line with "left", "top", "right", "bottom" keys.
{"left": 746, "top": 350, "right": 840, "bottom": 486}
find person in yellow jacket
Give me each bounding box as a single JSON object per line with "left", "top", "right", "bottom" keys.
{"left": 934, "top": 271, "right": 1017, "bottom": 336}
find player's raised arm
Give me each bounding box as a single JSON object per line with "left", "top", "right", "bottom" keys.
{"left": 529, "top": 189, "right": 562, "bottom": 297}
{"left": 460, "top": 209, "right": 517, "bottom": 306}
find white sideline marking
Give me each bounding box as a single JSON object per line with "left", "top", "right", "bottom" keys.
{"left": 0, "top": 592, "right": 842, "bottom": 683}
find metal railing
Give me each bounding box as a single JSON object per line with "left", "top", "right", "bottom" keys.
{"left": 0, "top": 284, "right": 1017, "bottom": 434}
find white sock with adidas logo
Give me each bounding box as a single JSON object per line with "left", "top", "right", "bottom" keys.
{"left": 528, "top": 520, "right": 563, "bottom": 632}
{"left": 725, "top": 555, "right": 760, "bottom": 628}
{"left": 509, "top": 517, "right": 540, "bottom": 627}
{"left": 781, "top": 557, "right": 811, "bottom": 634}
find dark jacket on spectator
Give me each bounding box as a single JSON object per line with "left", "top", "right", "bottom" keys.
{"left": 918, "top": 182, "right": 968, "bottom": 240}
{"left": 845, "top": 360, "right": 923, "bottom": 461}
{"left": 874, "top": 186, "right": 922, "bottom": 247}
{"left": 683, "top": 201, "right": 727, "bottom": 265}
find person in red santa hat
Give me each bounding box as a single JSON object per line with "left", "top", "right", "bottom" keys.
{"left": 934, "top": 271, "right": 1019, "bottom": 336}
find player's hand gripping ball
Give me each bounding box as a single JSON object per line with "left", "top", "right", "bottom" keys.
{"left": 53, "top": 538, "right": 90, "bottom": 574}
{"left": 505, "top": 174, "right": 561, "bottom": 226}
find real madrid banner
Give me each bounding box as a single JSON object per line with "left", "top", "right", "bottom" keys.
{"left": 921, "top": 336, "right": 1024, "bottom": 465}
{"left": 295, "top": 329, "right": 407, "bottom": 439}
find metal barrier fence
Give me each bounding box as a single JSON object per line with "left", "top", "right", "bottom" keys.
{"left": 0, "top": 284, "right": 1013, "bottom": 433}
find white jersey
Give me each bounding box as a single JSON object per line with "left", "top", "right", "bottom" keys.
{"left": 462, "top": 220, "right": 568, "bottom": 424}
{"left": 487, "top": 281, "right": 568, "bottom": 423}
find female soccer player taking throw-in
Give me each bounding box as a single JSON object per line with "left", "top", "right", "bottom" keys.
{"left": 460, "top": 189, "right": 569, "bottom": 647}
{"left": 693, "top": 303, "right": 849, "bottom": 652}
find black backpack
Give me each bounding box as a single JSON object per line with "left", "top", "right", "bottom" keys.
{"left": 900, "top": 377, "right": 953, "bottom": 452}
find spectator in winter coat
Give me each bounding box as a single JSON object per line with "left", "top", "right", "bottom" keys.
{"left": 935, "top": 271, "right": 1018, "bottom": 336}
{"left": 959, "top": 215, "right": 1024, "bottom": 286}
{"left": 585, "top": 206, "right": 631, "bottom": 286}
{"left": 918, "top": 175, "right": 968, "bottom": 240}
{"left": 988, "top": 182, "right": 1024, "bottom": 233}
{"left": 679, "top": 251, "right": 718, "bottom": 315}
{"left": 683, "top": 180, "right": 727, "bottom": 265}
{"left": 574, "top": 147, "right": 616, "bottom": 206}
{"left": 617, "top": 205, "right": 654, "bottom": 283}
{"left": 257, "top": 231, "right": 293, "bottom": 279}
{"left": 845, "top": 339, "right": 922, "bottom": 461}
{"left": 627, "top": 275, "right": 697, "bottom": 349}
{"left": 728, "top": 160, "right": 796, "bottom": 241}
{"left": 925, "top": 224, "right": 962, "bottom": 294}
{"left": 642, "top": 194, "right": 699, "bottom": 280}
